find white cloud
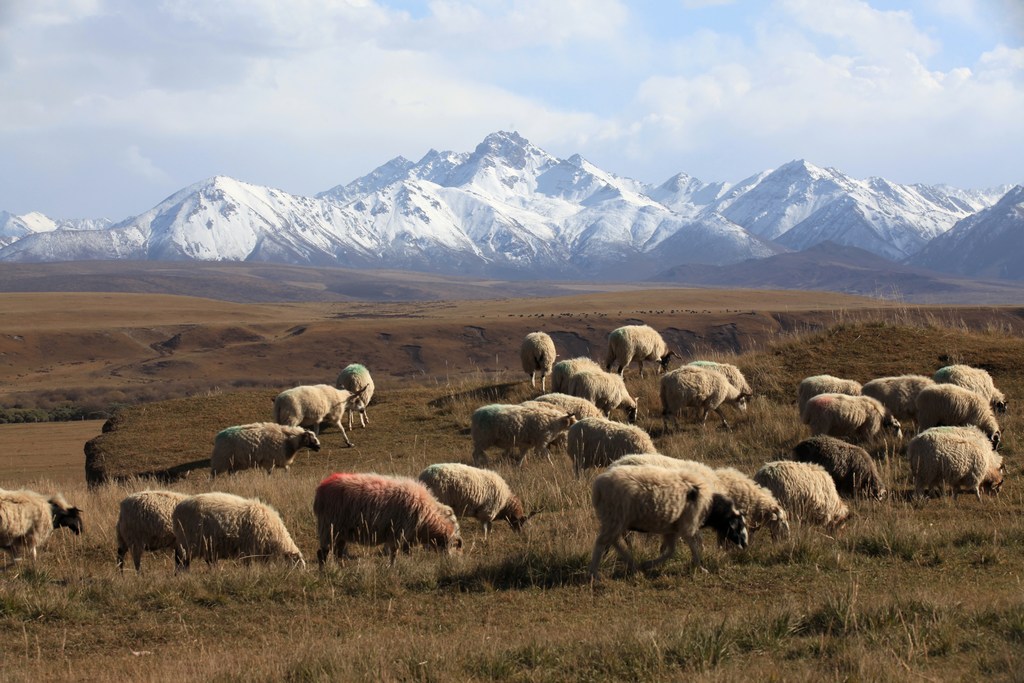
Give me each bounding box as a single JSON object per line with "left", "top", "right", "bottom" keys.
{"left": 122, "top": 145, "right": 168, "bottom": 182}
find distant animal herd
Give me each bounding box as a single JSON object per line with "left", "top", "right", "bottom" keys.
{"left": 0, "top": 326, "right": 1009, "bottom": 584}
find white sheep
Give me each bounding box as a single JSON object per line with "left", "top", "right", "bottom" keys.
{"left": 861, "top": 375, "right": 935, "bottom": 423}
{"left": 660, "top": 366, "right": 748, "bottom": 431}
{"left": 797, "top": 375, "right": 862, "bottom": 415}
{"left": 565, "top": 369, "right": 639, "bottom": 423}
{"left": 520, "top": 332, "right": 557, "bottom": 391}
{"left": 336, "top": 364, "right": 375, "bottom": 428}
{"left": 172, "top": 492, "right": 304, "bottom": 570}
{"left": 551, "top": 357, "right": 603, "bottom": 393}
{"left": 589, "top": 464, "right": 748, "bottom": 580}
{"left": 471, "top": 402, "right": 577, "bottom": 466}
{"left": 116, "top": 490, "right": 188, "bottom": 572}
{"left": 531, "top": 393, "right": 605, "bottom": 420}
{"left": 314, "top": 472, "right": 463, "bottom": 566}
{"left": 801, "top": 393, "right": 902, "bottom": 443}
{"left": 604, "top": 325, "right": 676, "bottom": 377}
{"left": 753, "top": 461, "right": 849, "bottom": 529}
{"left": 916, "top": 383, "right": 1001, "bottom": 449}
{"left": 567, "top": 417, "right": 657, "bottom": 477}
{"left": 273, "top": 383, "right": 367, "bottom": 445}
{"left": 934, "top": 364, "right": 1008, "bottom": 413}
{"left": 687, "top": 360, "right": 753, "bottom": 396}
{"left": 908, "top": 426, "right": 1005, "bottom": 500}
{"left": 0, "top": 489, "right": 82, "bottom": 562}
{"left": 210, "top": 422, "right": 322, "bottom": 476}
{"left": 418, "top": 463, "right": 529, "bottom": 539}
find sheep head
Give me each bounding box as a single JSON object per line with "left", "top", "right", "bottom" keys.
{"left": 50, "top": 495, "right": 83, "bottom": 535}
{"left": 704, "top": 493, "right": 748, "bottom": 550}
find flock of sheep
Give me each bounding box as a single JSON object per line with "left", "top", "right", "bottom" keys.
{"left": 0, "top": 326, "right": 1011, "bottom": 585}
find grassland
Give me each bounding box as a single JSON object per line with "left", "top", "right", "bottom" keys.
{"left": 2, "top": 304, "right": 1023, "bottom": 681}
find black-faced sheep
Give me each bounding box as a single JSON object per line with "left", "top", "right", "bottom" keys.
{"left": 801, "top": 393, "right": 902, "bottom": 443}
{"left": 908, "top": 426, "right": 1005, "bottom": 500}
{"left": 314, "top": 472, "right": 463, "bottom": 566}
{"left": 273, "top": 383, "right": 367, "bottom": 445}
{"left": 688, "top": 360, "right": 753, "bottom": 396}
{"left": 172, "top": 492, "right": 304, "bottom": 570}
{"left": 550, "top": 357, "right": 604, "bottom": 394}
{"left": 566, "top": 417, "right": 657, "bottom": 477}
{"left": 520, "top": 332, "right": 557, "bottom": 391}
{"left": 336, "top": 364, "right": 375, "bottom": 428}
{"left": 116, "top": 490, "right": 188, "bottom": 572}
{"left": 418, "top": 463, "right": 528, "bottom": 539}
{"left": 753, "top": 461, "right": 849, "bottom": 529}
{"left": 471, "top": 403, "right": 576, "bottom": 467}
{"left": 589, "top": 465, "right": 748, "bottom": 580}
{"left": 660, "top": 366, "right": 749, "bottom": 431}
{"left": 934, "top": 364, "right": 1008, "bottom": 414}
{"left": 564, "top": 369, "right": 638, "bottom": 423}
{"left": 605, "top": 325, "right": 676, "bottom": 377}
{"left": 915, "top": 383, "right": 1001, "bottom": 449}
{"left": 797, "top": 375, "right": 862, "bottom": 415}
{"left": 210, "top": 422, "right": 321, "bottom": 476}
{"left": 0, "top": 489, "right": 82, "bottom": 562}
{"left": 861, "top": 375, "right": 935, "bottom": 424}
{"left": 791, "top": 436, "right": 886, "bottom": 500}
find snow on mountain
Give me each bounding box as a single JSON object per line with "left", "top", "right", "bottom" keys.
{"left": 647, "top": 173, "right": 730, "bottom": 217}
{"left": 0, "top": 211, "right": 112, "bottom": 248}
{"left": 909, "top": 185, "right": 1024, "bottom": 280}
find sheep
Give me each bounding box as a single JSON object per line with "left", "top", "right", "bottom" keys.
{"left": 609, "top": 456, "right": 790, "bottom": 540}
{"left": 471, "top": 403, "right": 577, "bottom": 467}
{"left": 520, "top": 332, "right": 557, "bottom": 391}
{"left": 660, "top": 366, "right": 749, "bottom": 431}
{"left": 861, "top": 375, "right": 935, "bottom": 423}
{"left": 753, "top": 461, "right": 849, "bottom": 529}
{"left": 314, "top": 472, "right": 463, "bottom": 566}
{"left": 604, "top": 325, "right": 676, "bottom": 377}
{"left": 210, "top": 422, "right": 321, "bottom": 476}
{"left": 688, "top": 360, "right": 753, "bottom": 396}
{"left": 908, "top": 426, "right": 1005, "bottom": 500}
{"left": 565, "top": 369, "right": 639, "bottom": 423}
{"left": 791, "top": 436, "right": 887, "bottom": 499}
{"left": 797, "top": 375, "right": 862, "bottom": 415}
{"left": 336, "top": 364, "right": 375, "bottom": 428}
{"left": 172, "top": 492, "right": 304, "bottom": 570}
{"left": 273, "top": 383, "right": 367, "bottom": 445}
{"left": 567, "top": 417, "right": 657, "bottom": 477}
{"left": 418, "top": 463, "right": 528, "bottom": 539}
{"left": 801, "top": 393, "right": 902, "bottom": 443}
{"left": 551, "top": 357, "right": 603, "bottom": 393}
{"left": 934, "top": 364, "right": 1008, "bottom": 413}
{"left": 531, "top": 393, "right": 605, "bottom": 420}
{"left": 916, "top": 383, "right": 1001, "bottom": 449}
{"left": 588, "top": 465, "right": 748, "bottom": 580}
{"left": 0, "top": 489, "right": 82, "bottom": 562}
{"left": 116, "top": 490, "right": 188, "bottom": 572}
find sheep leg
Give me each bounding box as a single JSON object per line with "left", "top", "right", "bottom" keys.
{"left": 713, "top": 406, "right": 731, "bottom": 430}
{"left": 116, "top": 542, "right": 128, "bottom": 573}
{"left": 530, "top": 371, "right": 537, "bottom": 388}
{"left": 686, "top": 533, "right": 707, "bottom": 571}
{"left": 336, "top": 422, "right": 354, "bottom": 447}
{"left": 472, "top": 448, "right": 489, "bottom": 467}
{"left": 131, "top": 546, "right": 143, "bottom": 573}
{"left": 589, "top": 541, "right": 610, "bottom": 580}
{"left": 641, "top": 533, "right": 677, "bottom": 571}
{"left": 515, "top": 447, "right": 530, "bottom": 467}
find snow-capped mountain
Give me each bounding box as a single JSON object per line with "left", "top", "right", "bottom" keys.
{"left": 909, "top": 185, "right": 1024, "bottom": 280}
{"left": 0, "top": 211, "right": 111, "bottom": 248}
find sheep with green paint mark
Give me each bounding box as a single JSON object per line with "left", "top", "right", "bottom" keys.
{"left": 471, "top": 403, "right": 576, "bottom": 467}
{"left": 336, "top": 364, "right": 375, "bottom": 428}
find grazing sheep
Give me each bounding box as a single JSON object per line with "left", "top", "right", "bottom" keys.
{"left": 0, "top": 489, "right": 83, "bottom": 562}
{"left": 604, "top": 325, "right": 676, "bottom": 377}
{"left": 172, "top": 492, "right": 304, "bottom": 570}
{"left": 564, "top": 370, "right": 639, "bottom": 423}
{"left": 589, "top": 465, "right": 748, "bottom": 580}
{"left": 471, "top": 403, "right": 577, "bottom": 467}
{"left": 210, "top": 422, "right": 321, "bottom": 476}
{"left": 520, "top": 332, "right": 557, "bottom": 391}
{"left": 908, "top": 426, "right": 1005, "bottom": 500}
{"left": 861, "top": 375, "right": 935, "bottom": 423}
{"left": 797, "top": 375, "right": 862, "bottom": 415}
{"left": 660, "top": 366, "right": 749, "bottom": 430}
{"left": 116, "top": 490, "right": 188, "bottom": 572}
{"left": 550, "top": 357, "right": 604, "bottom": 394}
{"left": 336, "top": 364, "right": 375, "bottom": 428}
{"left": 916, "top": 383, "right": 1001, "bottom": 449}
{"left": 418, "top": 463, "right": 528, "bottom": 539}
{"left": 314, "top": 472, "right": 463, "bottom": 566}
{"left": 688, "top": 360, "right": 753, "bottom": 396}
{"left": 273, "top": 384, "right": 367, "bottom": 445}
{"left": 531, "top": 393, "right": 604, "bottom": 420}
{"left": 791, "top": 436, "right": 887, "bottom": 499}
{"left": 801, "top": 393, "right": 902, "bottom": 443}
{"left": 753, "top": 461, "right": 849, "bottom": 529}
{"left": 567, "top": 417, "right": 657, "bottom": 477}
{"left": 934, "top": 364, "right": 1008, "bottom": 413}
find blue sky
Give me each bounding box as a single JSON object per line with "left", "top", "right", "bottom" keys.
{"left": 1, "top": 0, "right": 1021, "bottom": 219}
